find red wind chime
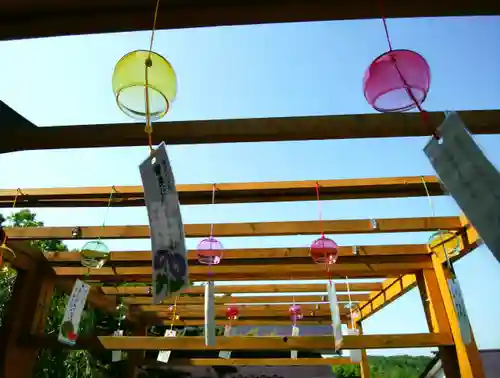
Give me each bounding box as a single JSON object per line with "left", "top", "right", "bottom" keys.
{"left": 363, "top": 1, "right": 434, "bottom": 136}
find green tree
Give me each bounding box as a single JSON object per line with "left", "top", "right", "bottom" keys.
{"left": 333, "top": 355, "right": 432, "bottom": 378}
{"left": 0, "top": 210, "right": 115, "bottom": 377}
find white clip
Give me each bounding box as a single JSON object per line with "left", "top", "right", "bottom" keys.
{"left": 352, "top": 246, "right": 359, "bottom": 255}
{"left": 370, "top": 219, "right": 378, "bottom": 229}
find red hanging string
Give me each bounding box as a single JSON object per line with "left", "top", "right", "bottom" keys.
{"left": 377, "top": 0, "right": 439, "bottom": 140}
{"left": 315, "top": 182, "right": 325, "bottom": 238}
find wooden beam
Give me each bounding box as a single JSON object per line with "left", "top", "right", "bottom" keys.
{"left": 356, "top": 323, "right": 371, "bottom": 378}
{"left": 44, "top": 244, "right": 429, "bottom": 266}
{"left": 138, "top": 303, "right": 349, "bottom": 316}
{"left": 357, "top": 275, "right": 417, "bottom": 321}
{"left": 355, "top": 226, "right": 479, "bottom": 321}
{"left": 1, "top": 1, "right": 498, "bottom": 41}
{"left": 101, "top": 282, "right": 383, "bottom": 296}
{"left": 96, "top": 333, "right": 453, "bottom": 351}
{"left": 5, "top": 216, "right": 463, "bottom": 240}
{"left": 417, "top": 269, "right": 460, "bottom": 378}
{"left": 123, "top": 294, "right": 368, "bottom": 305}
{"left": 25, "top": 333, "right": 454, "bottom": 351}
{"left": 431, "top": 253, "right": 486, "bottom": 378}
{"left": 155, "top": 318, "right": 349, "bottom": 326}
{"left": 0, "top": 176, "right": 444, "bottom": 208}
{"left": 2, "top": 110, "right": 500, "bottom": 154}
{"left": 172, "top": 357, "right": 356, "bottom": 366}
{"left": 52, "top": 259, "right": 431, "bottom": 281}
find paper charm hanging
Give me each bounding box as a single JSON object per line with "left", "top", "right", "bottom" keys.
{"left": 205, "top": 281, "right": 216, "bottom": 346}
{"left": 448, "top": 277, "right": 472, "bottom": 345}
{"left": 327, "top": 281, "right": 343, "bottom": 351}
{"left": 58, "top": 279, "right": 90, "bottom": 346}
{"left": 347, "top": 328, "right": 362, "bottom": 363}
{"left": 219, "top": 305, "right": 239, "bottom": 359}
{"left": 140, "top": 142, "right": 189, "bottom": 305}
{"left": 219, "top": 324, "right": 234, "bottom": 360}
{"left": 111, "top": 301, "right": 128, "bottom": 362}
{"left": 291, "top": 323, "right": 300, "bottom": 359}
{"left": 424, "top": 111, "right": 500, "bottom": 264}
{"left": 157, "top": 329, "right": 177, "bottom": 364}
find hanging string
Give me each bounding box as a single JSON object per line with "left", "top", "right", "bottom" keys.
{"left": 209, "top": 184, "right": 216, "bottom": 240}
{"left": 420, "top": 177, "right": 455, "bottom": 274}
{"left": 101, "top": 186, "right": 117, "bottom": 232}
{"left": 169, "top": 295, "right": 179, "bottom": 331}
{"left": 144, "top": 0, "right": 162, "bottom": 153}
{"left": 315, "top": 182, "right": 325, "bottom": 238}
{"left": 377, "top": 0, "right": 439, "bottom": 140}
{"left": 345, "top": 276, "right": 355, "bottom": 329}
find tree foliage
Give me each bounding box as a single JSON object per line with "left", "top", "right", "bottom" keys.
{"left": 332, "top": 355, "right": 432, "bottom": 378}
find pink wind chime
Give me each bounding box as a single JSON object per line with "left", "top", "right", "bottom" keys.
{"left": 196, "top": 184, "right": 223, "bottom": 346}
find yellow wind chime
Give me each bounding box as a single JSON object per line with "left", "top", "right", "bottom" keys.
{"left": 111, "top": 0, "right": 177, "bottom": 150}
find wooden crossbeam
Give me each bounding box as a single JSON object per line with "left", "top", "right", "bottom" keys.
{"left": 0, "top": 176, "right": 444, "bottom": 208}
{"left": 123, "top": 294, "right": 368, "bottom": 305}
{"left": 139, "top": 303, "right": 349, "bottom": 315}
{"left": 1, "top": 1, "right": 497, "bottom": 41}
{"left": 154, "top": 318, "right": 348, "bottom": 326}
{"left": 357, "top": 275, "right": 417, "bottom": 321}
{"left": 3, "top": 110, "right": 500, "bottom": 154}
{"left": 169, "top": 357, "right": 356, "bottom": 366}
{"left": 43, "top": 244, "right": 429, "bottom": 266}
{"left": 101, "top": 282, "right": 383, "bottom": 296}
{"left": 95, "top": 334, "right": 453, "bottom": 351}
{"left": 25, "top": 333, "right": 453, "bottom": 351}
{"left": 52, "top": 259, "right": 431, "bottom": 281}
{"left": 5, "top": 216, "right": 462, "bottom": 240}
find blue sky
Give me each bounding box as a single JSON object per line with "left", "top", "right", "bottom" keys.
{"left": 1, "top": 16, "right": 500, "bottom": 356}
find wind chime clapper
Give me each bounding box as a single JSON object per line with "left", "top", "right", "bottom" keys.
{"left": 197, "top": 184, "right": 223, "bottom": 346}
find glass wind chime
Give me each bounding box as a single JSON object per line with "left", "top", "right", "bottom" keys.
{"left": 309, "top": 182, "right": 343, "bottom": 350}
{"left": 363, "top": 2, "right": 432, "bottom": 130}
{"left": 197, "top": 184, "right": 223, "bottom": 346}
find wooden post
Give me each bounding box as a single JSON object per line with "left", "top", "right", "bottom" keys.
{"left": 125, "top": 323, "right": 147, "bottom": 378}
{"left": 0, "top": 267, "right": 55, "bottom": 378}
{"left": 417, "top": 269, "right": 460, "bottom": 377}
{"left": 356, "top": 322, "right": 371, "bottom": 378}
{"left": 429, "top": 254, "right": 485, "bottom": 378}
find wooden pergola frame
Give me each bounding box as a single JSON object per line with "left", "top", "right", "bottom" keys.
{"left": 0, "top": 176, "right": 486, "bottom": 378}
{"left": 0, "top": 5, "right": 496, "bottom": 376}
